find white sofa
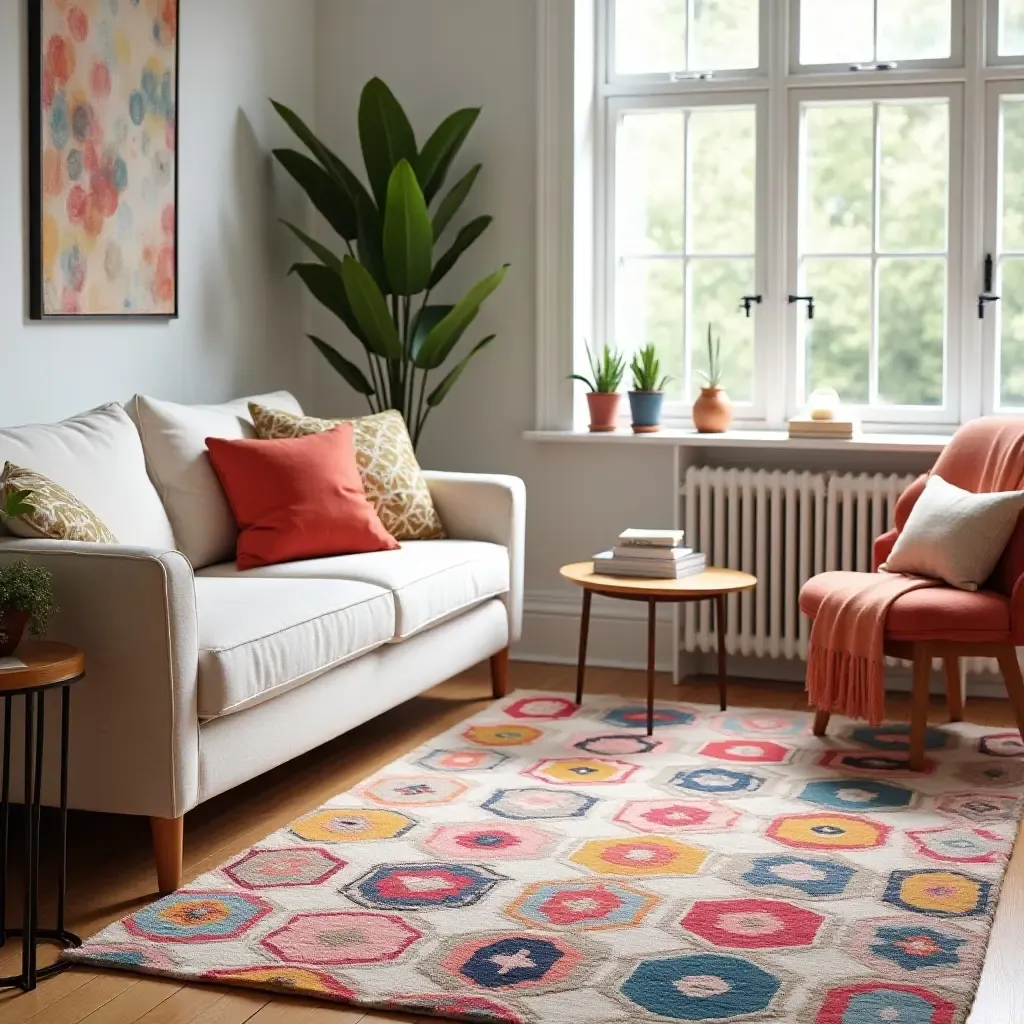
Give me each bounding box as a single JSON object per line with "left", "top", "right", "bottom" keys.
{"left": 0, "top": 393, "right": 524, "bottom": 893}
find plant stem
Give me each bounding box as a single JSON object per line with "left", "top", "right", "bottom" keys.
{"left": 414, "top": 369, "right": 430, "bottom": 446}
{"left": 402, "top": 295, "right": 414, "bottom": 422}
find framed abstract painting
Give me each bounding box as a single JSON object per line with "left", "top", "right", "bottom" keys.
{"left": 28, "top": 0, "right": 179, "bottom": 319}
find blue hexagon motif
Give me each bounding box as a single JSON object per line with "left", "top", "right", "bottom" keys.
{"left": 620, "top": 954, "right": 782, "bottom": 1021}
{"left": 883, "top": 869, "right": 993, "bottom": 918}
{"left": 573, "top": 734, "right": 664, "bottom": 756}
{"left": 798, "top": 779, "right": 915, "bottom": 812}
{"left": 850, "top": 724, "right": 951, "bottom": 752}
{"left": 861, "top": 919, "right": 977, "bottom": 972}
{"left": 736, "top": 854, "right": 857, "bottom": 899}
{"left": 659, "top": 767, "right": 765, "bottom": 796}
{"left": 343, "top": 862, "right": 506, "bottom": 911}
{"left": 414, "top": 748, "right": 510, "bottom": 772}
{"left": 125, "top": 890, "right": 273, "bottom": 943}
{"left": 481, "top": 787, "right": 599, "bottom": 821}
{"left": 601, "top": 706, "right": 695, "bottom": 730}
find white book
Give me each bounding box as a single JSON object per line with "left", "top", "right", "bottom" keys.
{"left": 596, "top": 560, "right": 707, "bottom": 580}
{"left": 617, "top": 528, "right": 685, "bottom": 547}
{"left": 594, "top": 552, "right": 706, "bottom": 579}
{"left": 611, "top": 545, "right": 692, "bottom": 561}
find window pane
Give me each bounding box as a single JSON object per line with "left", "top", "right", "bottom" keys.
{"left": 617, "top": 112, "right": 685, "bottom": 255}
{"left": 877, "top": 258, "right": 945, "bottom": 405}
{"left": 618, "top": 259, "right": 685, "bottom": 400}
{"left": 688, "top": 107, "right": 756, "bottom": 253}
{"left": 803, "top": 258, "right": 871, "bottom": 405}
{"left": 879, "top": 101, "right": 948, "bottom": 253}
{"left": 1000, "top": 259, "right": 1024, "bottom": 406}
{"left": 689, "top": 0, "right": 760, "bottom": 71}
{"left": 1001, "top": 98, "right": 1024, "bottom": 253}
{"left": 688, "top": 259, "right": 755, "bottom": 401}
{"left": 877, "top": 0, "right": 951, "bottom": 61}
{"left": 803, "top": 105, "right": 873, "bottom": 254}
{"left": 799, "top": 0, "right": 873, "bottom": 65}
{"left": 614, "top": 0, "right": 686, "bottom": 75}
{"left": 999, "top": 0, "right": 1024, "bottom": 56}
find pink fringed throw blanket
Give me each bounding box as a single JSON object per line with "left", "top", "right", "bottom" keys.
{"left": 806, "top": 571, "right": 940, "bottom": 725}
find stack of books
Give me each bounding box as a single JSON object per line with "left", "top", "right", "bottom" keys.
{"left": 593, "top": 528, "right": 706, "bottom": 579}
{"left": 788, "top": 414, "right": 859, "bottom": 441}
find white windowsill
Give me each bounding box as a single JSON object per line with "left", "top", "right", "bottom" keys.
{"left": 523, "top": 428, "right": 952, "bottom": 454}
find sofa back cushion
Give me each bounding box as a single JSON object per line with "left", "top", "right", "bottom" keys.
{"left": 128, "top": 391, "right": 304, "bottom": 569}
{"left": 0, "top": 404, "right": 175, "bottom": 549}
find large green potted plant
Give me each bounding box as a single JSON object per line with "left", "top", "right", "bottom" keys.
{"left": 628, "top": 344, "right": 671, "bottom": 433}
{"left": 570, "top": 342, "right": 626, "bottom": 432}
{"left": 270, "top": 80, "right": 509, "bottom": 449}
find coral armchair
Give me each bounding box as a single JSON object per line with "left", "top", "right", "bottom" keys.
{"left": 800, "top": 418, "right": 1024, "bottom": 770}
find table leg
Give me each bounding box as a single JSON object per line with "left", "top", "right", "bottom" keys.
{"left": 575, "top": 590, "right": 592, "bottom": 706}
{"left": 647, "top": 598, "right": 657, "bottom": 736}
{"left": 28, "top": 693, "right": 44, "bottom": 989}
{"left": 57, "top": 687, "right": 69, "bottom": 940}
{"left": 0, "top": 698, "right": 9, "bottom": 952}
{"left": 715, "top": 594, "right": 728, "bottom": 712}
{"left": 21, "top": 693, "right": 34, "bottom": 990}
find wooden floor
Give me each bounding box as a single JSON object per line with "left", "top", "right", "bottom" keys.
{"left": 1, "top": 661, "right": 1022, "bottom": 1024}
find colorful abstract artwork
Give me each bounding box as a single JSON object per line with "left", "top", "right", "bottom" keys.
{"left": 29, "top": 0, "right": 178, "bottom": 318}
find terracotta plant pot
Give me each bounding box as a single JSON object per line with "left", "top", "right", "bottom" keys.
{"left": 586, "top": 391, "right": 622, "bottom": 433}
{"left": 628, "top": 391, "right": 665, "bottom": 433}
{"left": 693, "top": 387, "right": 733, "bottom": 433}
{"left": 0, "top": 610, "right": 30, "bottom": 657}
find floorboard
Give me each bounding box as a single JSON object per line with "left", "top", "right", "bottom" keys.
{"left": 0, "top": 661, "right": 1020, "bottom": 1022}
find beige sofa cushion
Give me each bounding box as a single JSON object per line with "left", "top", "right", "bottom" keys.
{"left": 128, "top": 391, "right": 304, "bottom": 569}
{"left": 198, "top": 539, "right": 509, "bottom": 639}
{"left": 0, "top": 404, "right": 175, "bottom": 549}
{"left": 194, "top": 577, "right": 395, "bottom": 719}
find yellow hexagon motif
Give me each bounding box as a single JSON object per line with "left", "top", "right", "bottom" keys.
{"left": 463, "top": 724, "right": 545, "bottom": 747}
{"left": 525, "top": 757, "right": 639, "bottom": 786}
{"left": 290, "top": 807, "right": 416, "bottom": 843}
{"left": 570, "top": 836, "right": 709, "bottom": 876}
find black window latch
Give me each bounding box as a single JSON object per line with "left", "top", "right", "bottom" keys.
{"left": 739, "top": 295, "right": 762, "bottom": 317}
{"left": 789, "top": 295, "right": 815, "bottom": 320}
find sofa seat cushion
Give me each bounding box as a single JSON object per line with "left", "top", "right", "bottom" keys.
{"left": 194, "top": 577, "right": 395, "bottom": 719}
{"left": 198, "top": 540, "right": 509, "bottom": 639}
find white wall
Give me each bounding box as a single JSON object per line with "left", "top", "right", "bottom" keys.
{"left": 0, "top": 0, "right": 318, "bottom": 426}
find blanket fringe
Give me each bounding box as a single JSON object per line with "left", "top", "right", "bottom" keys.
{"left": 807, "top": 643, "right": 887, "bottom": 726}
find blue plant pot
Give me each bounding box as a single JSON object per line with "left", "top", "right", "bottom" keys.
{"left": 628, "top": 391, "right": 665, "bottom": 433}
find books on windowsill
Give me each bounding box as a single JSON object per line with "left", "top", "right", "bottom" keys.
{"left": 593, "top": 528, "right": 706, "bottom": 579}
{"left": 788, "top": 415, "right": 859, "bottom": 441}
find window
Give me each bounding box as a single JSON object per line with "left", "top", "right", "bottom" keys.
{"left": 569, "top": 0, "right": 1024, "bottom": 430}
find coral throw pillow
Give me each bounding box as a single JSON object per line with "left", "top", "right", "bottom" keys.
{"left": 248, "top": 404, "right": 445, "bottom": 541}
{"left": 205, "top": 425, "right": 399, "bottom": 570}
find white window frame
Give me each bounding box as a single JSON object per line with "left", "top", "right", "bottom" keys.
{"left": 988, "top": 0, "right": 1024, "bottom": 66}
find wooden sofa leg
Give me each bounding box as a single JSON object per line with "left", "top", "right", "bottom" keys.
{"left": 150, "top": 816, "right": 184, "bottom": 895}
{"left": 995, "top": 646, "right": 1024, "bottom": 740}
{"left": 812, "top": 709, "right": 831, "bottom": 737}
{"left": 909, "top": 643, "right": 933, "bottom": 772}
{"left": 944, "top": 656, "right": 964, "bottom": 722}
{"left": 490, "top": 647, "right": 509, "bottom": 699}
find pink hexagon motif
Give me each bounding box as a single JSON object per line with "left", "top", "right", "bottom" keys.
{"left": 614, "top": 798, "right": 742, "bottom": 835}
{"left": 935, "top": 791, "right": 1024, "bottom": 823}
{"left": 907, "top": 826, "right": 1011, "bottom": 865}
{"left": 681, "top": 898, "right": 826, "bottom": 950}
{"left": 421, "top": 822, "right": 558, "bottom": 861}
{"left": 357, "top": 775, "right": 470, "bottom": 806}
{"left": 505, "top": 696, "right": 579, "bottom": 720}
{"left": 522, "top": 757, "right": 639, "bottom": 786}
{"left": 699, "top": 739, "right": 795, "bottom": 764}
{"left": 261, "top": 911, "right": 421, "bottom": 966}
{"left": 980, "top": 732, "right": 1024, "bottom": 757}
{"left": 224, "top": 847, "right": 345, "bottom": 890}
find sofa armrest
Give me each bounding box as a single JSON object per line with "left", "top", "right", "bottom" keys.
{"left": 423, "top": 472, "right": 526, "bottom": 644}
{"left": 0, "top": 539, "right": 199, "bottom": 819}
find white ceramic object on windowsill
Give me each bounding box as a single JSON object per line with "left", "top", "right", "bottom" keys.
{"left": 807, "top": 387, "right": 841, "bottom": 421}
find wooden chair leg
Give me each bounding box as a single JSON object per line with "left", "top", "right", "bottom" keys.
{"left": 909, "top": 643, "right": 933, "bottom": 772}
{"left": 490, "top": 647, "right": 509, "bottom": 700}
{"left": 150, "top": 815, "right": 184, "bottom": 895}
{"left": 994, "top": 645, "right": 1024, "bottom": 739}
{"left": 812, "top": 709, "right": 831, "bottom": 737}
{"left": 944, "top": 656, "right": 964, "bottom": 723}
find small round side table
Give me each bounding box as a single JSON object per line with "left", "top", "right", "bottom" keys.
{"left": 560, "top": 563, "right": 758, "bottom": 735}
{"left": 0, "top": 641, "right": 85, "bottom": 991}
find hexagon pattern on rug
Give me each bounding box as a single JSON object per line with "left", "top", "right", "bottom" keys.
{"left": 67, "top": 690, "right": 1024, "bottom": 1024}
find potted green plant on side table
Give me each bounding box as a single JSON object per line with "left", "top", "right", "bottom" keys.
{"left": 629, "top": 344, "right": 671, "bottom": 433}
{"left": 692, "top": 323, "right": 733, "bottom": 433}
{"left": 0, "top": 560, "right": 56, "bottom": 657}
{"left": 570, "top": 342, "right": 626, "bottom": 432}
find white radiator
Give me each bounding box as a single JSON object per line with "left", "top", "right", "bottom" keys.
{"left": 682, "top": 467, "right": 915, "bottom": 661}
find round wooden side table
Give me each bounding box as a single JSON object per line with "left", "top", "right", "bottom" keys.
{"left": 560, "top": 563, "right": 758, "bottom": 735}
{"left": 0, "top": 641, "right": 85, "bottom": 991}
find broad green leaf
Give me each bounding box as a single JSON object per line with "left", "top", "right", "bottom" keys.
{"left": 383, "top": 160, "right": 433, "bottom": 296}
{"left": 410, "top": 305, "right": 454, "bottom": 367}
{"left": 280, "top": 221, "right": 343, "bottom": 274}
{"left": 358, "top": 78, "right": 417, "bottom": 209}
{"left": 308, "top": 336, "right": 376, "bottom": 396}
{"left": 429, "top": 215, "right": 491, "bottom": 289}
{"left": 2, "top": 488, "right": 35, "bottom": 519}
{"left": 416, "top": 108, "right": 480, "bottom": 203}
{"left": 272, "top": 149, "right": 358, "bottom": 241}
{"left": 271, "top": 100, "right": 346, "bottom": 180}
{"left": 427, "top": 336, "right": 496, "bottom": 407}
{"left": 340, "top": 255, "right": 403, "bottom": 360}
{"left": 433, "top": 164, "right": 481, "bottom": 240}
{"left": 290, "top": 263, "right": 366, "bottom": 344}
{"left": 418, "top": 265, "right": 510, "bottom": 369}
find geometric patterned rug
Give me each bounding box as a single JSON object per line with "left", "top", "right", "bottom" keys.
{"left": 66, "top": 690, "right": 1024, "bottom": 1023}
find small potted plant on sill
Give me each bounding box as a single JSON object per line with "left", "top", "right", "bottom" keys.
{"left": 570, "top": 341, "right": 626, "bottom": 432}
{"left": 692, "top": 323, "right": 733, "bottom": 434}
{"left": 628, "top": 344, "right": 671, "bottom": 433}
